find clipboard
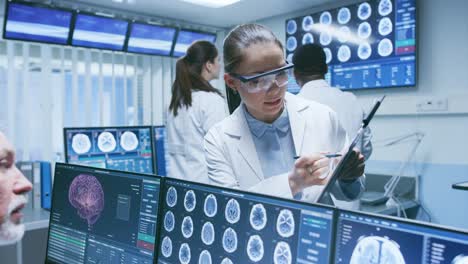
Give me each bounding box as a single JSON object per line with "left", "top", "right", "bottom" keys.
{"left": 316, "top": 96, "right": 386, "bottom": 204}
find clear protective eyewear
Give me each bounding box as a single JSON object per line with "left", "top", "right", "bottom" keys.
{"left": 230, "top": 63, "right": 294, "bottom": 93}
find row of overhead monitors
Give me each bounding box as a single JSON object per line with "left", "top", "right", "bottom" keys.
{"left": 46, "top": 163, "right": 468, "bottom": 264}
{"left": 286, "top": 0, "right": 416, "bottom": 91}
{"left": 64, "top": 126, "right": 167, "bottom": 176}
{"left": 3, "top": 0, "right": 216, "bottom": 57}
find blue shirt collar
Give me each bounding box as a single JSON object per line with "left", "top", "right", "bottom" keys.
{"left": 243, "top": 104, "right": 290, "bottom": 138}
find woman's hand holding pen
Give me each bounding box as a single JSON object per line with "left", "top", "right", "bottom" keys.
{"left": 288, "top": 154, "right": 330, "bottom": 196}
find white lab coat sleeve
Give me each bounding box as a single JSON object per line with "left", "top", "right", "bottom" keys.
{"left": 204, "top": 127, "right": 293, "bottom": 199}
{"left": 361, "top": 125, "right": 373, "bottom": 161}
{"left": 201, "top": 94, "right": 228, "bottom": 134}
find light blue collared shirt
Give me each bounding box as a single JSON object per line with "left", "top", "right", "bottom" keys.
{"left": 244, "top": 105, "right": 296, "bottom": 179}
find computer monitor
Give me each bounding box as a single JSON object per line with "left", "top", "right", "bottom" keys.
{"left": 3, "top": 1, "right": 73, "bottom": 45}
{"left": 157, "top": 178, "right": 335, "bottom": 264}
{"left": 172, "top": 29, "right": 216, "bottom": 57}
{"left": 285, "top": 0, "right": 417, "bottom": 91}
{"left": 72, "top": 13, "right": 129, "bottom": 51}
{"left": 334, "top": 210, "right": 468, "bottom": 263}
{"left": 45, "top": 163, "right": 162, "bottom": 264}
{"left": 127, "top": 22, "right": 177, "bottom": 56}
{"left": 153, "top": 126, "right": 167, "bottom": 176}
{"left": 64, "top": 126, "right": 154, "bottom": 174}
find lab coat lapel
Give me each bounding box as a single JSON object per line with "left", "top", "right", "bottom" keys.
{"left": 224, "top": 106, "right": 264, "bottom": 181}
{"left": 286, "top": 93, "right": 308, "bottom": 156}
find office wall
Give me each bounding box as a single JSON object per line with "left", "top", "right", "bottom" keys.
{"left": 257, "top": 0, "right": 468, "bottom": 229}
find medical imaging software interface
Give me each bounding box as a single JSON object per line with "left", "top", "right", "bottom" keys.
{"left": 154, "top": 126, "right": 167, "bottom": 176}
{"left": 65, "top": 127, "right": 154, "bottom": 174}
{"left": 158, "top": 178, "right": 335, "bottom": 264}
{"left": 285, "top": 0, "right": 416, "bottom": 91}
{"left": 334, "top": 211, "right": 468, "bottom": 264}
{"left": 45, "top": 164, "right": 161, "bottom": 264}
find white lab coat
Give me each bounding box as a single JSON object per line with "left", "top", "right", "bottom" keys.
{"left": 298, "top": 79, "right": 373, "bottom": 160}
{"left": 204, "top": 92, "right": 364, "bottom": 205}
{"left": 166, "top": 90, "right": 228, "bottom": 183}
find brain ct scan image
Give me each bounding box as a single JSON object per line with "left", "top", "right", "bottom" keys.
{"left": 378, "top": 38, "right": 393, "bottom": 57}
{"left": 97, "top": 131, "right": 116, "bottom": 152}
{"left": 120, "top": 131, "right": 139, "bottom": 151}
{"left": 247, "top": 235, "right": 265, "bottom": 262}
{"left": 164, "top": 211, "right": 175, "bottom": 232}
{"left": 221, "top": 258, "right": 233, "bottom": 264}
{"left": 358, "top": 42, "right": 372, "bottom": 60}
{"left": 453, "top": 255, "right": 468, "bottom": 264}
{"left": 358, "top": 2, "right": 372, "bottom": 20}
{"left": 302, "top": 33, "right": 314, "bottom": 45}
{"left": 250, "top": 204, "right": 267, "bottom": 231}
{"left": 286, "top": 53, "right": 293, "bottom": 63}
{"left": 184, "top": 190, "right": 196, "bottom": 212}
{"left": 379, "top": 0, "right": 393, "bottom": 16}
{"left": 378, "top": 17, "right": 393, "bottom": 36}
{"left": 358, "top": 22, "right": 372, "bottom": 39}
{"left": 181, "top": 216, "right": 194, "bottom": 238}
{"left": 204, "top": 194, "right": 218, "bottom": 217}
{"left": 68, "top": 174, "right": 104, "bottom": 226}
{"left": 286, "top": 20, "right": 297, "bottom": 35}
{"left": 71, "top": 133, "right": 91, "bottom": 154}
{"left": 201, "top": 221, "right": 215, "bottom": 245}
{"left": 179, "top": 243, "right": 191, "bottom": 264}
{"left": 338, "top": 26, "right": 351, "bottom": 43}
{"left": 320, "top": 11, "right": 332, "bottom": 25}
{"left": 161, "top": 236, "right": 173, "bottom": 258}
{"left": 350, "top": 236, "right": 406, "bottom": 264}
{"left": 225, "top": 198, "right": 241, "bottom": 224}
{"left": 324, "top": 48, "right": 332, "bottom": 64}
{"left": 337, "top": 7, "right": 351, "bottom": 24}
{"left": 276, "top": 209, "right": 295, "bottom": 238}
{"left": 166, "top": 186, "right": 177, "bottom": 207}
{"left": 198, "top": 250, "right": 212, "bottom": 264}
{"left": 301, "top": 16, "right": 314, "bottom": 31}
{"left": 320, "top": 31, "right": 332, "bottom": 46}
{"left": 286, "top": 36, "right": 297, "bottom": 52}
{"left": 222, "top": 227, "right": 238, "bottom": 253}
{"left": 338, "top": 45, "right": 352, "bottom": 62}
{"left": 274, "top": 241, "right": 292, "bottom": 264}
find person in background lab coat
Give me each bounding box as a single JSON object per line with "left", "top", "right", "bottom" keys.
{"left": 204, "top": 24, "right": 365, "bottom": 205}
{"left": 293, "top": 43, "right": 373, "bottom": 160}
{"left": 167, "top": 40, "right": 228, "bottom": 183}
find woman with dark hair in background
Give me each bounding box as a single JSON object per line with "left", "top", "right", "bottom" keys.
{"left": 167, "top": 40, "right": 228, "bottom": 183}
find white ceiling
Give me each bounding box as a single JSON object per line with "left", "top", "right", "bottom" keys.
{"left": 73, "top": 0, "right": 334, "bottom": 28}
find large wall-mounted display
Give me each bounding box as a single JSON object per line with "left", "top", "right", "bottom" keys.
{"left": 285, "top": 0, "right": 416, "bottom": 91}
{"left": 3, "top": 2, "right": 73, "bottom": 45}
{"left": 127, "top": 23, "right": 177, "bottom": 56}
{"left": 172, "top": 29, "right": 217, "bottom": 57}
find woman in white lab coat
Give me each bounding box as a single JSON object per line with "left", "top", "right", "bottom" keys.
{"left": 204, "top": 24, "right": 365, "bottom": 205}
{"left": 167, "top": 40, "right": 227, "bottom": 183}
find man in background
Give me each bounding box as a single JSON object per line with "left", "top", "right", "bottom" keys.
{"left": 293, "top": 43, "right": 373, "bottom": 160}
{"left": 0, "top": 131, "right": 32, "bottom": 244}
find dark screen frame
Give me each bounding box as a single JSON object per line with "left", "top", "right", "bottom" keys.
{"left": 124, "top": 21, "right": 178, "bottom": 57}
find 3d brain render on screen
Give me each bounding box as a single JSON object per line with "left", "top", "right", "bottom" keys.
{"left": 68, "top": 174, "right": 105, "bottom": 226}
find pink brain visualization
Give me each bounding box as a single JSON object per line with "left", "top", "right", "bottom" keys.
{"left": 68, "top": 174, "right": 105, "bottom": 226}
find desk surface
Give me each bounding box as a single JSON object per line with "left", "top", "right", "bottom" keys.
{"left": 361, "top": 197, "right": 419, "bottom": 216}
{"left": 23, "top": 208, "right": 50, "bottom": 231}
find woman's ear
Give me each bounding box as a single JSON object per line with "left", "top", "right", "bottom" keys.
{"left": 205, "top": 61, "right": 213, "bottom": 73}
{"left": 224, "top": 73, "right": 238, "bottom": 92}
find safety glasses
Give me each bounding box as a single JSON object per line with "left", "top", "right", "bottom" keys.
{"left": 230, "top": 63, "right": 294, "bottom": 93}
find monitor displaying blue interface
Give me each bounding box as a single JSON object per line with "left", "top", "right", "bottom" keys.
{"left": 127, "top": 23, "right": 177, "bottom": 56}
{"left": 172, "top": 30, "right": 216, "bottom": 57}
{"left": 285, "top": 0, "right": 416, "bottom": 91}
{"left": 72, "top": 13, "right": 129, "bottom": 51}
{"left": 334, "top": 211, "right": 468, "bottom": 264}
{"left": 154, "top": 126, "right": 167, "bottom": 176}
{"left": 158, "top": 178, "right": 335, "bottom": 264}
{"left": 4, "top": 2, "right": 73, "bottom": 45}
{"left": 45, "top": 163, "right": 161, "bottom": 264}
{"left": 64, "top": 126, "right": 154, "bottom": 174}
